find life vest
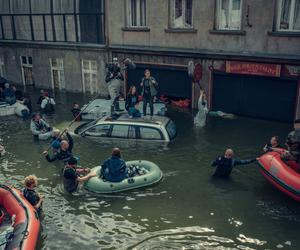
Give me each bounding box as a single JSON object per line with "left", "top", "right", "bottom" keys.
{"left": 43, "top": 98, "right": 54, "bottom": 113}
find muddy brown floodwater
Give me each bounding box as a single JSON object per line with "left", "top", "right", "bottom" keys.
{"left": 0, "top": 89, "right": 299, "bottom": 249}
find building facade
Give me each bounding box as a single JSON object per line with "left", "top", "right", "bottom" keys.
{"left": 0, "top": 0, "right": 299, "bottom": 122}
{"left": 0, "top": 0, "right": 108, "bottom": 94}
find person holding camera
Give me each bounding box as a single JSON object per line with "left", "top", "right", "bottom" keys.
{"left": 140, "top": 69, "right": 158, "bottom": 118}
{"left": 105, "top": 57, "right": 124, "bottom": 113}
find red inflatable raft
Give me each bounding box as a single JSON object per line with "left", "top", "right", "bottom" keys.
{"left": 259, "top": 151, "right": 300, "bottom": 202}
{"left": 0, "top": 185, "right": 40, "bottom": 249}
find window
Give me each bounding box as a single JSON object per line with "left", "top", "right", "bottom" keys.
{"left": 0, "top": 0, "right": 105, "bottom": 44}
{"left": 128, "top": 126, "right": 136, "bottom": 139}
{"left": 216, "top": 0, "right": 243, "bottom": 30}
{"left": 166, "top": 120, "right": 177, "bottom": 140}
{"left": 20, "top": 56, "right": 33, "bottom": 86}
{"left": 0, "top": 57, "right": 5, "bottom": 77}
{"left": 169, "top": 0, "right": 193, "bottom": 28}
{"left": 81, "top": 60, "right": 98, "bottom": 94}
{"left": 84, "top": 124, "right": 111, "bottom": 137}
{"left": 139, "top": 127, "right": 163, "bottom": 140}
{"left": 111, "top": 125, "right": 129, "bottom": 138}
{"left": 50, "top": 58, "right": 65, "bottom": 90}
{"left": 126, "top": 0, "right": 146, "bottom": 27}
{"left": 277, "top": 0, "right": 300, "bottom": 31}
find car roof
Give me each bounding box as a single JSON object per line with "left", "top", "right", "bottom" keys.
{"left": 96, "top": 114, "right": 170, "bottom": 126}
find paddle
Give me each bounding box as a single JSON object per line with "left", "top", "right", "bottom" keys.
{"left": 43, "top": 96, "right": 98, "bottom": 153}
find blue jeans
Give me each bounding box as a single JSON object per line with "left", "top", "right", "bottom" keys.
{"left": 128, "top": 107, "right": 141, "bottom": 117}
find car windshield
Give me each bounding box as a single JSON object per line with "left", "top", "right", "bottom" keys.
{"left": 75, "top": 120, "right": 97, "bottom": 134}
{"left": 166, "top": 120, "right": 177, "bottom": 140}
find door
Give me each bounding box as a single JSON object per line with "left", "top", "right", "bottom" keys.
{"left": 127, "top": 65, "right": 191, "bottom": 99}
{"left": 81, "top": 60, "right": 98, "bottom": 94}
{"left": 212, "top": 72, "right": 298, "bottom": 122}
{"left": 50, "top": 58, "right": 65, "bottom": 90}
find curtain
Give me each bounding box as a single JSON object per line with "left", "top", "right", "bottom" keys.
{"left": 280, "top": 0, "right": 291, "bottom": 29}
{"left": 294, "top": 0, "right": 300, "bottom": 30}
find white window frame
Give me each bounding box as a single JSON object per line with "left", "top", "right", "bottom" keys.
{"left": 81, "top": 59, "right": 98, "bottom": 94}
{"left": 20, "top": 56, "right": 33, "bottom": 86}
{"left": 126, "top": 0, "right": 147, "bottom": 27}
{"left": 216, "top": 0, "right": 243, "bottom": 30}
{"left": 50, "top": 58, "right": 65, "bottom": 90}
{"left": 277, "top": 0, "right": 300, "bottom": 32}
{"left": 170, "top": 0, "right": 193, "bottom": 29}
{"left": 0, "top": 57, "right": 5, "bottom": 77}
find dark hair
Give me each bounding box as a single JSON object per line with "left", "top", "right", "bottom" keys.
{"left": 112, "top": 148, "right": 121, "bottom": 158}
{"left": 67, "top": 157, "right": 78, "bottom": 165}
{"left": 128, "top": 86, "right": 137, "bottom": 95}
{"left": 31, "top": 112, "right": 41, "bottom": 119}
{"left": 295, "top": 119, "right": 300, "bottom": 124}
{"left": 144, "top": 69, "right": 150, "bottom": 74}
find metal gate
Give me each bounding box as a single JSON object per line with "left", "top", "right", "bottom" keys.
{"left": 212, "top": 72, "right": 298, "bottom": 122}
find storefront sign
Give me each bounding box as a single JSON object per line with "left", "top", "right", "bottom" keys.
{"left": 226, "top": 61, "right": 281, "bottom": 77}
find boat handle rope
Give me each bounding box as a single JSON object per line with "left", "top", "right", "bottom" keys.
{"left": 22, "top": 230, "right": 29, "bottom": 239}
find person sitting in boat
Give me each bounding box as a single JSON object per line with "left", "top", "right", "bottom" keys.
{"left": 140, "top": 69, "right": 158, "bottom": 118}
{"left": 263, "top": 136, "right": 283, "bottom": 152}
{"left": 40, "top": 92, "right": 55, "bottom": 114}
{"left": 11, "top": 85, "right": 23, "bottom": 101}
{"left": 2, "top": 83, "right": 16, "bottom": 105}
{"left": 30, "top": 112, "right": 53, "bottom": 140}
{"left": 280, "top": 122, "right": 300, "bottom": 172}
{"left": 63, "top": 157, "right": 96, "bottom": 193}
{"left": 211, "top": 149, "right": 258, "bottom": 178}
{"left": 125, "top": 86, "right": 141, "bottom": 118}
{"left": 43, "top": 130, "right": 74, "bottom": 163}
{"left": 71, "top": 103, "right": 82, "bottom": 121}
{"left": 100, "top": 148, "right": 129, "bottom": 182}
{"left": 23, "top": 175, "right": 43, "bottom": 215}
{"left": 194, "top": 89, "right": 208, "bottom": 127}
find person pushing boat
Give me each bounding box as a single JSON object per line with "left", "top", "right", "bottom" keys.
{"left": 63, "top": 157, "right": 96, "bottom": 193}
{"left": 43, "top": 130, "right": 74, "bottom": 163}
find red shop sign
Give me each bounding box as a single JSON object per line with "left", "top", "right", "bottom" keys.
{"left": 226, "top": 61, "right": 281, "bottom": 77}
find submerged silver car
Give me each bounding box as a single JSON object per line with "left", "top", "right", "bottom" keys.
{"left": 72, "top": 115, "right": 177, "bottom": 142}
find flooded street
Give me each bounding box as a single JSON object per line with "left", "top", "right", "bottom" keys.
{"left": 0, "top": 89, "right": 299, "bottom": 250}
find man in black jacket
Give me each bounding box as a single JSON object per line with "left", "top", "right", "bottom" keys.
{"left": 211, "top": 149, "right": 258, "bottom": 178}
{"left": 43, "top": 131, "right": 74, "bottom": 163}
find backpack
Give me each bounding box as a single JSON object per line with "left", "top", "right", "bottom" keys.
{"left": 44, "top": 98, "right": 54, "bottom": 113}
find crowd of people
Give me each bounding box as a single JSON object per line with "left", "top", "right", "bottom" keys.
{"left": 105, "top": 58, "right": 159, "bottom": 119}
{"left": 0, "top": 57, "right": 299, "bottom": 220}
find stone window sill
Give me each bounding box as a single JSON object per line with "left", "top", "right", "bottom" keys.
{"left": 122, "top": 27, "right": 150, "bottom": 32}
{"left": 267, "top": 31, "right": 300, "bottom": 37}
{"left": 165, "top": 28, "right": 197, "bottom": 33}
{"left": 209, "top": 29, "right": 246, "bottom": 35}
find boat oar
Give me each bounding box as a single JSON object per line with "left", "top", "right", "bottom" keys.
{"left": 43, "top": 97, "right": 98, "bottom": 153}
